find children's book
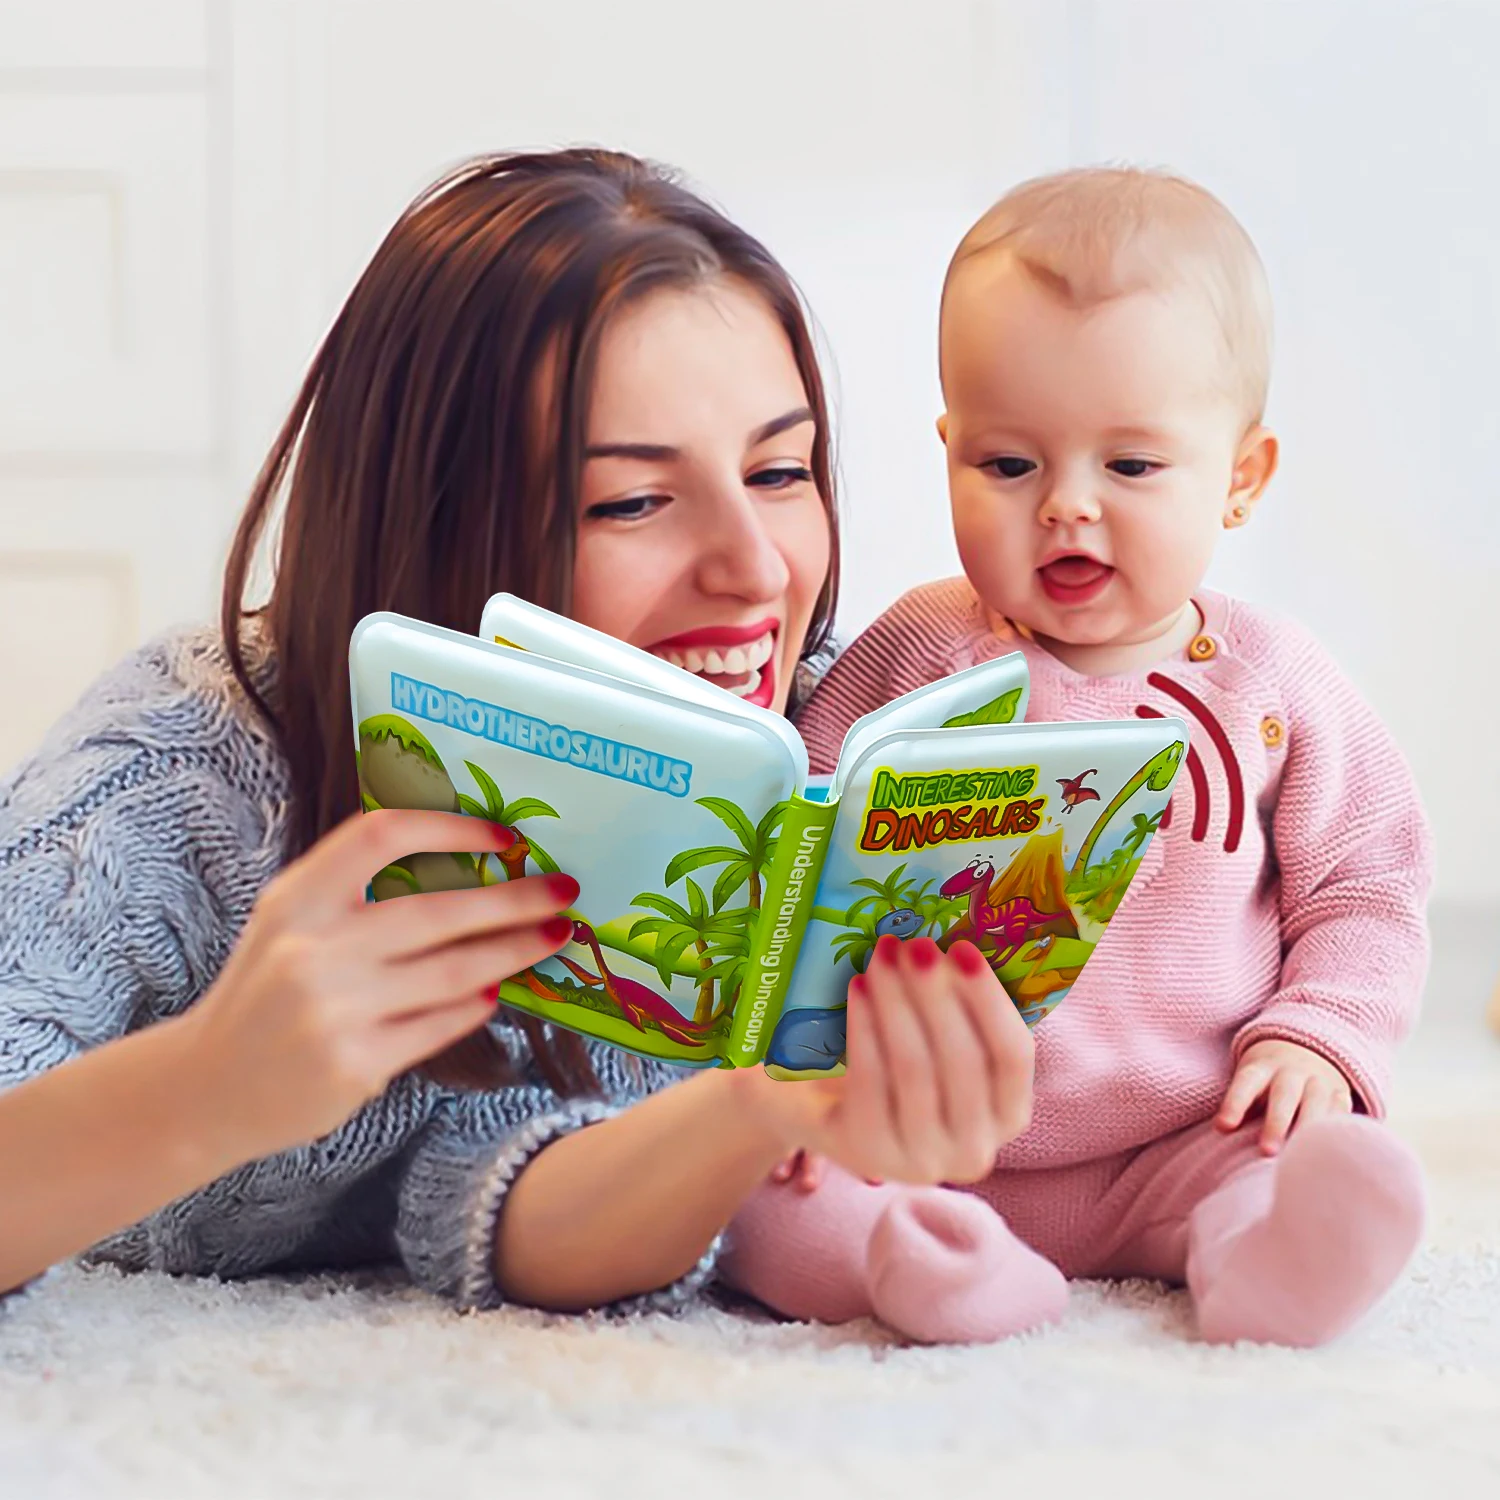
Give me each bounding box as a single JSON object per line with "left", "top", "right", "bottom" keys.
{"left": 349, "top": 598, "right": 1186, "bottom": 1079}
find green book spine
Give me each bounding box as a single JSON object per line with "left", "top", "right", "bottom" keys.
{"left": 724, "top": 795, "right": 839, "bottom": 1067}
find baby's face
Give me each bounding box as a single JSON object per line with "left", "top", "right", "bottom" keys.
{"left": 941, "top": 259, "right": 1253, "bottom": 652}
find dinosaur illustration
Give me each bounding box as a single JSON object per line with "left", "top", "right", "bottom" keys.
{"left": 874, "top": 908, "right": 923, "bottom": 940}
{"left": 1056, "top": 768, "right": 1100, "bottom": 813}
{"left": 518, "top": 920, "right": 711, "bottom": 1049}
{"left": 936, "top": 853, "right": 1074, "bottom": 967}
{"left": 765, "top": 1006, "right": 847, "bottom": 1073}
{"left": 1071, "top": 742, "right": 1185, "bottom": 875}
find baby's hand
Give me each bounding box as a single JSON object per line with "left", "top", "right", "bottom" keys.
{"left": 769, "top": 1149, "right": 826, "bottom": 1192}
{"left": 1216, "top": 1039, "right": 1353, "bottom": 1155}
{"left": 768, "top": 1150, "right": 882, "bottom": 1192}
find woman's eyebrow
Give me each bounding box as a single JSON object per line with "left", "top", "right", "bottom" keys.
{"left": 583, "top": 406, "right": 815, "bottom": 462}
{"left": 749, "top": 406, "right": 815, "bottom": 445}
{"left": 583, "top": 439, "right": 678, "bottom": 461}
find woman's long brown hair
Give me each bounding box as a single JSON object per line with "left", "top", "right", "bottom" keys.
{"left": 220, "top": 149, "right": 840, "bottom": 1096}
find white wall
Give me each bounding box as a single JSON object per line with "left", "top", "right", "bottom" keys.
{"left": 1, "top": 0, "right": 1495, "bottom": 904}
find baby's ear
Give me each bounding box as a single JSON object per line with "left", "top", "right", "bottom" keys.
{"left": 1224, "top": 425, "right": 1279, "bottom": 529}
{"left": 936, "top": 413, "right": 950, "bottom": 445}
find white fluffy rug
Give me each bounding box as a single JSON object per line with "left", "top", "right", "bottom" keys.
{"left": 3, "top": 1029, "right": 1497, "bottom": 1500}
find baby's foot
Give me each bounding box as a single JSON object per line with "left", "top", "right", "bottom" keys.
{"left": 1190, "top": 1115, "right": 1425, "bottom": 1347}
{"left": 867, "top": 1189, "right": 1068, "bottom": 1344}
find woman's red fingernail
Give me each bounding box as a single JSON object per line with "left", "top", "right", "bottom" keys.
{"left": 545, "top": 873, "right": 581, "bottom": 905}
{"left": 909, "top": 938, "right": 939, "bottom": 971}
{"left": 874, "top": 934, "right": 901, "bottom": 965}
{"left": 539, "top": 914, "right": 574, "bottom": 945}
{"left": 848, "top": 974, "right": 868, "bottom": 1001}
{"left": 485, "top": 981, "right": 502, "bottom": 1005}
{"left": 491, "top": 823, "right": 517, "bottom": 849}
{"left": 950, "top": 941, "right": 987, "bottom": 977}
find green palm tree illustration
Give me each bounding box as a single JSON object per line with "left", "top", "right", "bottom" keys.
{"left": 910, "top": 878, "right": 963, "bottom": 938}
{"left": 629, "top": 879, "right": 755, "bottom": 1025}
{"left": 846, "top": 863, "right": 921, "bottom": 921}
{"left": 699, "top": 927, "right": 754, "bottom": 1025}
{"left": 1122, "top": 811, "right": 1163, "bottom": 857}
{"left": 663, "top": 797, "right": 788, "bottom": 910}
{"left": 830, "top": 909, "right": 881, "bottom": 975}
{"left": 456, "top": 761, "right": 560, "bottom": 881}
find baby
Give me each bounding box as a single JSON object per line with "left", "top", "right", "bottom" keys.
{"left": 718, "top": 168, "right": 1432, "bottom": 1347}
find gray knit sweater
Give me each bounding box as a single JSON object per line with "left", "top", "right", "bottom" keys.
{"left": 0, "top": 628, "right": 715, "bottom": 1311}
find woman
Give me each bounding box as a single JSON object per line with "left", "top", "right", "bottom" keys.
{"left": 0, "top": 150, "right": 1032, "bottom": 1312}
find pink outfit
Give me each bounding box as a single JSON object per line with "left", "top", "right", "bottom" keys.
{"left": 721, "top": 580, "right": 1432, "bottom": 1345}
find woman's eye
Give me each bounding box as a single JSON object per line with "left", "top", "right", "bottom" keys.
{"left": 1108, "top": 459, "right": 1161, "bottom": 478}
{"left": 583, "top": 494, "right": 667, "bottom": 522}
{"left": 984, "top": 456, "right": 1037, "bottom": 480}
{"left": 747, "top": 464, "right": 814, "bottom": 491}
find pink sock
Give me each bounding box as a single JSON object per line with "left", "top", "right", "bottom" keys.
{"left": 1188, "top": 1115, "right": 1426, "bottom": 1347}
{"left": 720, "top": 1165, "right": 1067, "bottom": 1344}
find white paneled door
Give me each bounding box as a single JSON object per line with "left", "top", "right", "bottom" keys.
{"left": 0, "top": 0, "right": 230, "bottom": 769}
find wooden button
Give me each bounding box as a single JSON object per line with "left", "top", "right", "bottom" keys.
{"left": 1187, "top": 633, "right": 1218, "bottom": 663}
{"left": 1261, "top": 714, "right": 1286, "bottom": 749}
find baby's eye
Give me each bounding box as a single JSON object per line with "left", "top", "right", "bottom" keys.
{"left": 584, "top": 494, "right": 667, "bottom": 522}
{"left": 984, "top": 456, "right": 1037, "bottom": 480}
{"left": 1107, "top": 459, "right": 1162, "bottom": 478}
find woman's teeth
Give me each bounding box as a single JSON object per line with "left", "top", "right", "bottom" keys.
{"left": 653, "top": 632, "right": 775, "bottom": 683}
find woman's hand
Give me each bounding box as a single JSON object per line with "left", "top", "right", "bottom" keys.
{"left": 179, "top": 810, "right": 578, "bottom": 1162}
{"left": 734, "top": 934, "right": 1034, "bottom": 1187}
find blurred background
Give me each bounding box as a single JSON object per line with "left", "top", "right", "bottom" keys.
{"left": 1, "top": 0, "right": 1496, "bottom": 947}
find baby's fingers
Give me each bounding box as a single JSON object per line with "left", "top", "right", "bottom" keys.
{"left": 1259, "top": 1070, "right": 1307, "bottom": 1155}
{"left": 770, "top": 1149, "right": 824, "bottom": 1190}
{"left": 1296, "top": 1077, "right": 1354, "bottom": 1131}
{"left": 1216, "top": 1060, "right": 1273, "bottom": 1132}
{"left": 793, "top": 1153, "right": 827, "bottom": 1192}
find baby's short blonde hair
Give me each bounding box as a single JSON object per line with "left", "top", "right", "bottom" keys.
{"left": 943, "top": 167, "right": 1273, "bottom": 423}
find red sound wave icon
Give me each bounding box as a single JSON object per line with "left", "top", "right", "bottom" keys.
{"left": 1135, "top": 673, "right": 1244, "bottom": 853}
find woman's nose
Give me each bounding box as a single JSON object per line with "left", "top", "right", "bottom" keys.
{"left": 695, "top": 490, "right": 791, "bottom": 602}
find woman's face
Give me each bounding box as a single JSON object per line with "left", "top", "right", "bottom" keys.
{"left": 571, "top": 280, "right": 831, "bottom": 716}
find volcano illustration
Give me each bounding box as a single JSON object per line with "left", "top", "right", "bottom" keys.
{"left": 989, "top": 829, "right": 1080, "bottom": 943}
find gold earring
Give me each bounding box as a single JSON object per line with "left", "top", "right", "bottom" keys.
{"left": 1227, "top": 504, "right": 1247, "bottom": 527}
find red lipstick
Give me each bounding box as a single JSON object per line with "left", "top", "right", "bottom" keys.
{"left": 647, "top": 617, "right": 779, "bottom": 651}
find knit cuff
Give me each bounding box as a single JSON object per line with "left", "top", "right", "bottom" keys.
{"left": 1233, "top": 1004, "right": 1391, "bottom": 1119}
{"left": 455, "top": 1102, "right": 722, "bottom": 1316}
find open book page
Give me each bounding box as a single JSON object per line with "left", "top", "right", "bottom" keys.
{"left": 479, "top": 593, "right": 807, "bottom": 772}
{"left": 828, "top": 654, "right": 1031, "bottom": 801}
{"left": 350, "top": 613, "right": 803, "bottom": 1068}
{"left": 758, "top": 717, "right": 1187, "bottom": 1080}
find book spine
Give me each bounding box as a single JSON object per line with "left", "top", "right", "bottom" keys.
{"left": 724, "top": 795, "right": 839, "bottom": 1067}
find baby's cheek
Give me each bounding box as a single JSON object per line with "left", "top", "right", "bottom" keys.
{"left": 1123, "top": 501, "right": 1220, "bottom": 605}
{"left": 953, "top": 496, "right": 1026, "bottom": 610}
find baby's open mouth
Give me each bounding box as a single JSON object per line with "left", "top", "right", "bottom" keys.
{"left": 1039, "top": 555, "right": 1115, "bottom": 604}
